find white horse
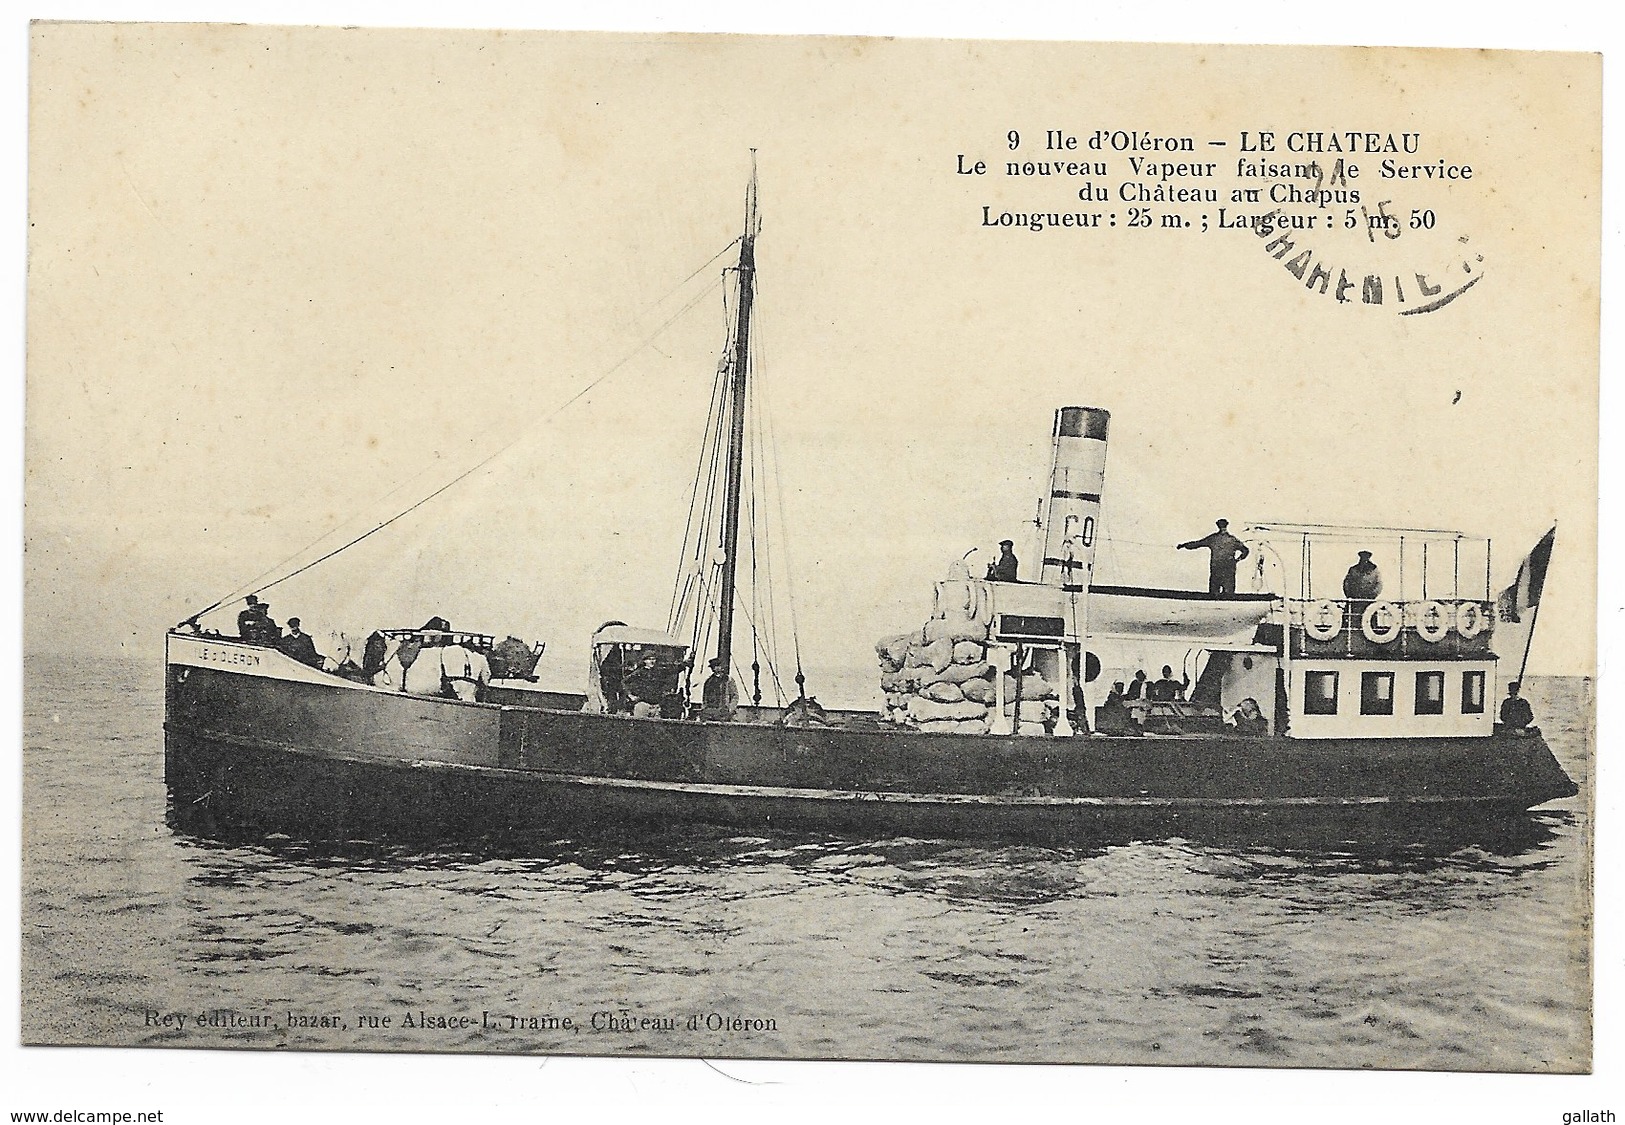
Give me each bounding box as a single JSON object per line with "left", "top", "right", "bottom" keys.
{"left": 321, "top": 630, "right": 355, "bottom": 674}
{"left": 373, "top": 637, "right": 490, "bottom": 700}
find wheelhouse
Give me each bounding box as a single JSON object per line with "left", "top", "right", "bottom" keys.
{"left": 1247, "top": 523, "right": 1499, "bottom": 739}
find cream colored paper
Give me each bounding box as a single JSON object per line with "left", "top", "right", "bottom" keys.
{"left": 24, "top": 23, "right": 1599, "bottom": 1073}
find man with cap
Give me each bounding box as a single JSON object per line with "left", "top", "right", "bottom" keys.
{"left": 237, "top": 595, "right": 279, "bottom": 645}
{"left": 277, "top": 616, "right": 323, "bottom": 667}
{"left": 1342, "top": 551, "right": 1384, "bottom": 601}
{"left": 1499, "top": 681, "right": 1535, "bottom": 733}
{"left": 987, "top": 540, "right": 1020, "bottom": 582}
{"left": 700, "top": 657, "right": 739, "bottom": 722}
{"left": 1178, "top": 519, "right": 1250, "bottom": 595}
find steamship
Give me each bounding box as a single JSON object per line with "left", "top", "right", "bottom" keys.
{"left": 162, "top": 164, "right": 1576, "bottom": 843}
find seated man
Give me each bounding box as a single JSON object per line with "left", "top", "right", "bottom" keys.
{"left": 1093, "top": 682, "right": 1141, "bottom": 736}
{"left": 1499, "top": 681, "right": 1535, "bottom": 733}
{"left": 1228, "top": 697, "right": 1269, "bottom": 736}
{"left": 277, "top": 617, "right": 323, "bottom": 668}
{"left": 1146, "top": 665, "right": 1189, "bottom": 702}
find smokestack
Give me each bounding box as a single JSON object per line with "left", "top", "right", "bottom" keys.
{"left": 1040, "top": 406, "right": 1110, "bottom": 587}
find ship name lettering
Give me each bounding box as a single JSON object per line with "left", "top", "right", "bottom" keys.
{"left": 1287, "top": 131, "right": 1421, "bottom": 153}
{"left": 199, "top": 646, "right": 261, "bottom": 668}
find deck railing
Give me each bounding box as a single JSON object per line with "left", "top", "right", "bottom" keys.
{"left": 1278, "top": 597, "right": 1494, "bottom": 660}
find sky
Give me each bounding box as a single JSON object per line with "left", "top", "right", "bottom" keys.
{"left": 25, "top": 26, "right": 1600, "bottom": 693}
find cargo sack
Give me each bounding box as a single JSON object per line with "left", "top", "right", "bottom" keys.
{"left": 909, "top": 697, "right": 990, "bottom": 723}
{"left": 934, "top": 660, "right": 993, "bottom": 685}
{"left": 917, "top": 718, "right": 989, "bottom": 736}
{"left": 925, "top": 616, "right": 991, "bottom": 646}
{"left": 910, "top": 637, "right": 954, "bottom": 674}
{"left": 877, "top": 634, "right": 914, "bottom": 669}
{"left": 922, "top": 681, "right": 965, "bottom": 704}
{"left": 961, "top": 678, "right": 997, "bottom": 705}
{"left": 933, "top": 580, "right": 977, "bottom": 622}
{"left": 1001, "top": 671, "right": 1057, "bottom": 701}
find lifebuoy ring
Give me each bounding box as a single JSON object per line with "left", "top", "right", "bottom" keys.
{"left": 1361, "top": 601, "right": 1402, "bottom": 644}
{"left": 1456, "top": 601, "right": 1488, "bottom": 638}
{"left": 1303, "top": 600, "right": 1342, "bottom": 642}
{"left": 1411, "top": 600, "right": 1450, "bottom": 643}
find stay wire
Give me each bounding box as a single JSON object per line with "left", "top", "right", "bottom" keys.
{"left": 185, "top": 238, "right": 740, "bottom": 626}
{"left": 754, "top": 290, "right": 805, "bottom": 687}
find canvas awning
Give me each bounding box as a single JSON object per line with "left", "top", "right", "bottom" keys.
{"left": 591, "top": 625, "right": 688, "bottom": 649}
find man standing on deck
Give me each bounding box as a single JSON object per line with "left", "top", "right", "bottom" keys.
{"left": 701, "top": 657, "right": 739, "bottom": 722}
{"left": 1343, "top": 551, "right": 1384, "bottom": 600}
{"left": 1178, "top": 520, "right": 1250, "bottom": 595}
{"left": 1499, "top": 681, "right": 1535, "bottom": 733}
{"left": 237, "top": 595, "right": 280, "bottom": 645}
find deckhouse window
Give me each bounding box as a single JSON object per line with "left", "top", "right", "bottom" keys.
{"left": 1415, "top": 671, "right": 1446, "bottom": 716}
{"left": 1462, "top": 670, "right": 1486, "bottom": 715}
{"left": 1304, "top": 670, "right": 1339, "bottom": 715}
{"left": 1360, "top": 671, "right": 1395, "bottom": 716}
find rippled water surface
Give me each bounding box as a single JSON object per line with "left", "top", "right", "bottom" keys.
{"left": 21, "top": 659, "right": 1591, "bottom": 1070}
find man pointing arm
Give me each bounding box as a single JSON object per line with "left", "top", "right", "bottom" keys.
{"left": 1178, "top": 519, "right": 1250, "bottom": 595}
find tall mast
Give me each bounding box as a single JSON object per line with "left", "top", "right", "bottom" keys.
{"left": 713, "top": 154, "right": 759, "bottom": 678}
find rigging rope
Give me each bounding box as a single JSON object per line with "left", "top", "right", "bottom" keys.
{"left": 751, "top": 286, "right": 807, "bottom": 696}
{"left": 182, "top": 239, "right": 741, "bottom": 627}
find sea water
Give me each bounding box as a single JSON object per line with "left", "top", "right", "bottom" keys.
{"left": 20, "top": 658, "right": 1591, "bottom": 1070}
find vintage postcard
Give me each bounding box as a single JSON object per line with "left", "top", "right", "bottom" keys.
{"left": 22, "top": 21, "right": 1599, "bottom": 1088}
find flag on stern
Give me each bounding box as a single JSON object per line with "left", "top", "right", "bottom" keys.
{"left": 1496, "top": 527, "right": 1556, "bottom": 624}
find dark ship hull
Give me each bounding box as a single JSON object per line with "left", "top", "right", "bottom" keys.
{"left": 164, "top": 638, "right": 1578, "bottom": 845}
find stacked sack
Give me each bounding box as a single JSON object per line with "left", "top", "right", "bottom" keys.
{"left": 875, "top": 580, "right": 1064, "bottom": 737}
{"left": 1000, "top": 669, "right": 1060, "bottom": 737}
{"left": 875, "top": 617, "right": 995, "bottom": 735}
